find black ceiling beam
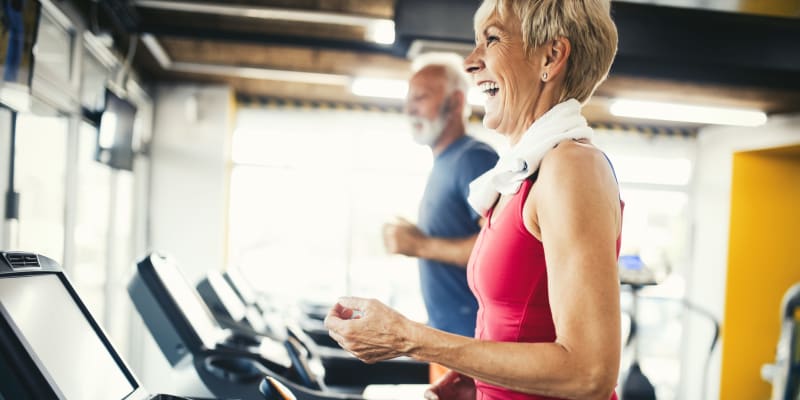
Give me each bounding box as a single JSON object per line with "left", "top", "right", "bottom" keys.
{"left": 394, "top": 0, "right": 800, "bottom": 90}
{"left": 100, "top": 0, "right": 140, "bottom": 33}
{"left": 138, "top": 24, "right": 399, "bottom": 56}
{"left": 610, "top": 2, "right": 800, "bottom": 90}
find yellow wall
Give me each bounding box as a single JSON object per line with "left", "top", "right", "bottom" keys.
{"left": 740, "top": 0, "right": 800, "bottom": 17}
{"left": 721, "top": 144, "right": 800, "bottom": 399}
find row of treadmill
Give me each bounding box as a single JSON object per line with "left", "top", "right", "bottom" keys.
{"left": 0, "top": 251, "right": 428, "bottom": 400}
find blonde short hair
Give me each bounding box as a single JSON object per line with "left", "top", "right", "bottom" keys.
{"left": 411, "top": 52, "right": 472, "bottom": 119}
{"left": 474, "top": 0, "right": 618, "bottom": 103}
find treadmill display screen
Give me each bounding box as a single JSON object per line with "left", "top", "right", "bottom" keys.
{"left": 0, "top": 275, "right": 135, "bottom": 400}
{"left": 149, "top": 256, "right": 222, "bottom": 349}
{"left": 208, "top": 272, "right": 247, "bottom": 321}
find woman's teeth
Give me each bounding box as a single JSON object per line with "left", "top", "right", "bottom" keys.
{"left": 480, "top": 82, "right": 499, "bottom": 96}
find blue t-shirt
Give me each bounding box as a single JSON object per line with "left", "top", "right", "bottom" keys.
{"left": 418, "top": 135, "right": 498, "bottom": 337}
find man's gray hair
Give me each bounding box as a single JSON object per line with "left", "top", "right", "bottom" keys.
{"left": 411, "top": 52, "right": 472, "bottom": 119}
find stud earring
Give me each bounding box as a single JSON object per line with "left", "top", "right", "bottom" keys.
{"left": 542, "top": 72, "right": 548, "bottom": 81}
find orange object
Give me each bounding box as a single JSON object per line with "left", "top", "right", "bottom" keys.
{"left": 429, "top": 362, "right": 450, "bottom": 383}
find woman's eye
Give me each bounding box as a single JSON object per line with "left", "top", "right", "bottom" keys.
{"left": 486, "top": 35, "right": 499, "bottom": 45}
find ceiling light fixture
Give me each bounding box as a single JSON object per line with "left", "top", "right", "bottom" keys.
{"left": 609, "top": 99, "right": 767, "bottom": 127}
{"left": 350, "top": 78, "right": 408, "bottom": 99}
{"left": 350, "top": 78, "right": 487, "bottom": 107}
{"left": 367, "top": 20, "right": 396, "bottom": 45}
{"left": 173, "top": 62, "right": 350, "bottom": 86}
{"left": 135, "top": 0, "right": 395, "bottom": 44}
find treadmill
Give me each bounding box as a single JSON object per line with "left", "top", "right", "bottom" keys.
{"left": 196, "top": 269, "right": 288, "bottom": 343}
{"left": 220, "top": 268, "right": 330, "bottom": 347}
{"left": 203, "top": 267, "right": 429, "bottom": 388}
{"left": 0, "top": 251, "right": 236, "bottom": 400}
{"left": 128, "top": 253, "right": 363, "bottom": 400}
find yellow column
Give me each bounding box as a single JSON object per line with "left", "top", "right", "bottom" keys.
{"left": 721, "top": 144, "right": 800, "bottom": 399}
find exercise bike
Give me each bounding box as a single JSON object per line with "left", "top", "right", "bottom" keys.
{"left": 762, "top": 283, "right": 800, "bottom": 400}
{"left": 618, "top": 254, "right": 720, "bottom": 400}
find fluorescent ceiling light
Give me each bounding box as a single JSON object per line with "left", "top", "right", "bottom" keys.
{"left": 367, "top": 20, "right": 395, "bottom": 45}
{"left": 173, "top": 62, "right": 350, "bottom": 86}
{"left": 350, "top": 78, "right": 407, "bottom": 99}
{"left": 350, "top": 79, "right": 488, "bottom": 107}
{"left": 135, "top": 1, "right": 394, "bottom": 44}
{"left": 610, "top": 99, "right": 767, "bottom": 127}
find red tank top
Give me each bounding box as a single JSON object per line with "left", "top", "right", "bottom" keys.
{"left": 467, "top": 178, "right": 622, "bottom": 400}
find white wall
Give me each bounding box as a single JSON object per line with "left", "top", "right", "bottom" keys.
{"left": 134, "top": 83, "right": 232, "bottom": 393}
{"left": 149, "top": 83, "right": 232, "bottom": 282}
{"left": 680, "top": 114, "right": 800, "bottom": 400}
{"left": 0, "top": 109, "right": 10, "bottom": 249}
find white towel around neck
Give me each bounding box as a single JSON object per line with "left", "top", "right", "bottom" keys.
{"left": 467, "top": 99, "right": 593, "bottom": 217}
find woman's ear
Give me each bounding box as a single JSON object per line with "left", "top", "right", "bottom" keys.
{"left": 542, "top": 37, "right": 571, "bottom": 81}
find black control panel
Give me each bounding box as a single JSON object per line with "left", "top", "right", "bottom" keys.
{"left": 129, "top": 253, "right": 360, "bottom": 400}
{"left": 0, "top": 251, "right": 203, "bottom": 400}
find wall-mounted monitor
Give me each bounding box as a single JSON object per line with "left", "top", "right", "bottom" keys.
{"left": 95, "top": 89, "right": 137, "bottom": 171}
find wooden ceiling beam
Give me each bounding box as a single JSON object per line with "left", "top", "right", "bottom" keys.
{"left": 160, "top": 37, "right": 410, "bottom": 80}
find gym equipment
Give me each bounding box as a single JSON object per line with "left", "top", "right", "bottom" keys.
{"left": 763, "top": 283, "right": 800, "bottom": 400}
{"left": 129, "top": 253, "right": 355, "bottom": 399}
{"left": 618, "top": 254, "right": 720, "bottom": 400}
{"left": 619, "top": 254, "right": 658, "bottom": 400}
{"left": 202, "top": 267, "right": 429, "bottom": 388}
{"left": 0, "top": 251, "right": 215, "bottom": 400}
{"left": 131, "top": 253, "right": 429, "bottom": 400}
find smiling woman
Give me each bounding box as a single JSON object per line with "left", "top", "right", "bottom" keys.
{"left": 325, "top": 0, "right": 624, "bottom": 399}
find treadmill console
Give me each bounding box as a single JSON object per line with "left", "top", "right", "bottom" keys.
{"left": 0, "top": 251, "right": 198, "bottom": 400}
{"left": 129, "top": 254, "right": 335, "bottom": 396}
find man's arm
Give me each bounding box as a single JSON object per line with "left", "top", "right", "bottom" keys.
{"left": 383, "top": 218, "right": 479, "bottom": 267}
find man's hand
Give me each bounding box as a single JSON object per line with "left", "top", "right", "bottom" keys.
{"left": 382, "top": 217, "right": 427, "bottom": 257}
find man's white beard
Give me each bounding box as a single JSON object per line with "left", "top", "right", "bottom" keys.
{"left": 410, "top": 114, "right": 447, "bottom": 147}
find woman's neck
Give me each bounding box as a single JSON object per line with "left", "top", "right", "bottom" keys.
{"left": 506, "top": 96, "right": 560, "bottom": 145}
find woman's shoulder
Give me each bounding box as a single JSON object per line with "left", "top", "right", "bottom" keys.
{"left": 539, "top": 139, "right": 607, "bottom": 177}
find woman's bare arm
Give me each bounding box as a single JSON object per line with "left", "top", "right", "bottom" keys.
{"left": 326, "top": 142, "right": 622, "bottom": 400}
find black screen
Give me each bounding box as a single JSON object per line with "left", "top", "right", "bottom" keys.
{"left": 96, "top": 90, "right": 137, "bottom": 171}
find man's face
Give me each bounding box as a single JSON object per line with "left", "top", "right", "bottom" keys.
{"left": 405, "top": 66, "right": 451, "bottom": 146}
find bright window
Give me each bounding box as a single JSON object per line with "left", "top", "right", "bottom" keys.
{"left": 14, "top": 114, "right": 68, "bottom": 263}
{"left": 229, "top": 108, "right": 432, "bottom": 320}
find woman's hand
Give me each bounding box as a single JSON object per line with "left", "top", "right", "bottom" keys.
{"left": 323, "top": 297, "right": 417, "bottom": 364}
{"left": 424, "top": 370, "right": 476, "bottom": 400}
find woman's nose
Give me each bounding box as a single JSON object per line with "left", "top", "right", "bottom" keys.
{"left": 464, "top": 45, "right": 484, "bottom": 74}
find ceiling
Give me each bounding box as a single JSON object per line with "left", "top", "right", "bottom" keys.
{"left": 81, "top": 0, "right": 800, "bottom": 126}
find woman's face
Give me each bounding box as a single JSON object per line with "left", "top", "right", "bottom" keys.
{"left": 465, "top": 14, "right": 543, "bottom": 135}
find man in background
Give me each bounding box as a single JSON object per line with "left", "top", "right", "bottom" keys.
{"left": 383, "top": 54, "right": 498, "bottom": 380}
